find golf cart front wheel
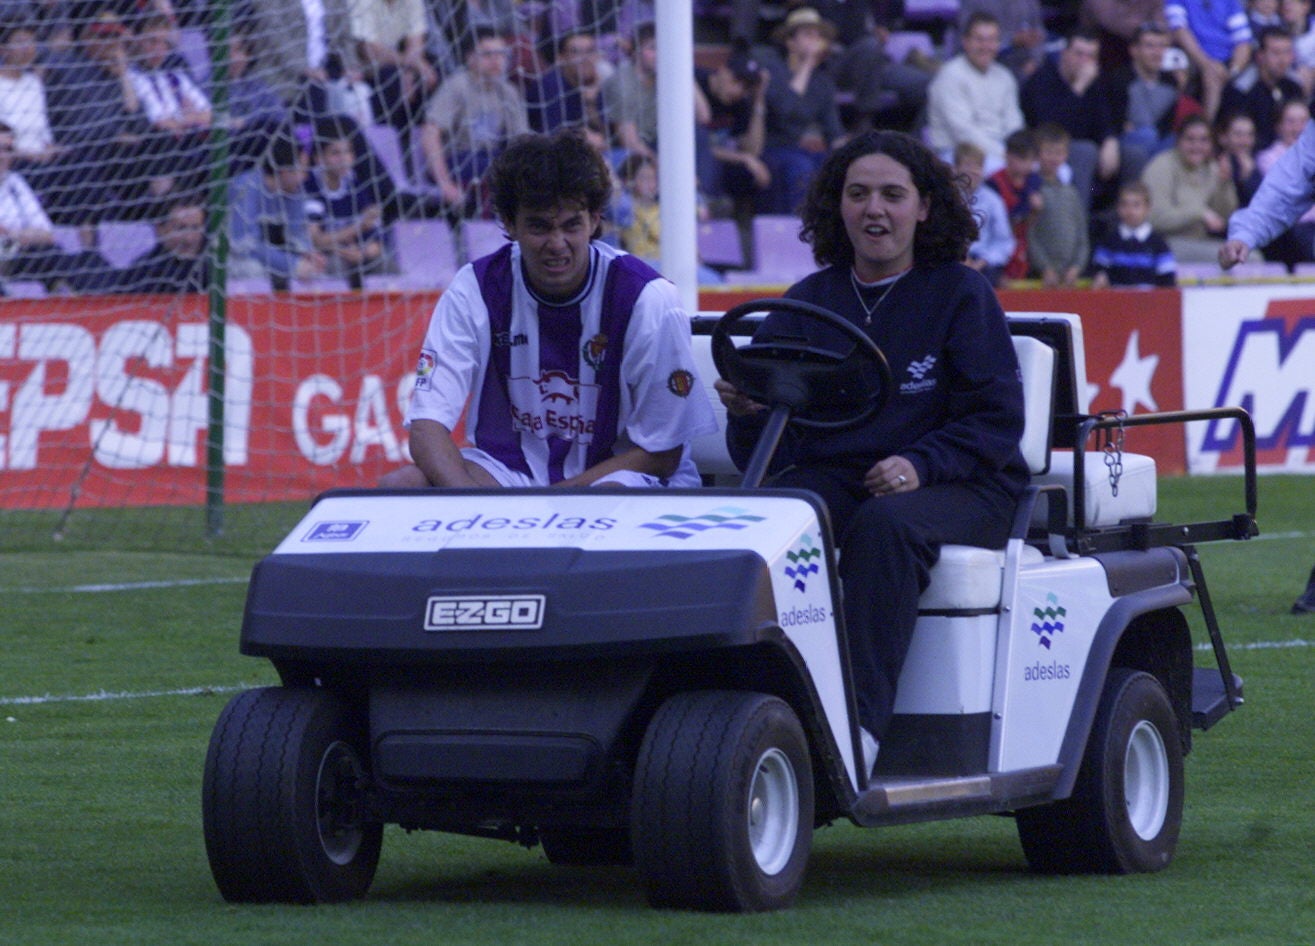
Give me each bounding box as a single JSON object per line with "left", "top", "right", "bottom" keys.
{"left": 631, "top": 691, "right": 814, "bottom": 912}
{"left": 1017, "top": 668, "right": 1184, "bottom": 874}
{"left": 202, "top": 686, "right": 383, "bottom": 903}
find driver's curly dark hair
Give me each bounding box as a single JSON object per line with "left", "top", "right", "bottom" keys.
{"left": 799, "top": 130, "right": 978, "bottom": 269}
{"left": 488, "top": 129, "right": 612, "bottom": 230}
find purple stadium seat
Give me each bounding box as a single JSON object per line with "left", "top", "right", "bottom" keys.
{"left": 747, "top": 214, "right": 816, "bottom": 282}
{"left": 697, "top": 218, "right": 745, "bottom": 270}
{"left": 390, "top": 219, "right": 459, "bottom": 288}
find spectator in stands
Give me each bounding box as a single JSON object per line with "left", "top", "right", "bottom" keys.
{"left": 693, "top": 43, "right": 771, "bottom": 216}
{"left": 1079, "top": 0, "right": 1167, "bottom": 70}
{"left": 600, "top": 19, "right": 659, "bottom": 163}
{"left": 577, "top": 0, "right": 655, "bottom": 54}
{"left": 1281, "top": 0, "right": 1315, "bottom": 93}
{"left": 955, "top": 141, "right": 1015, "bottom": 286}
{"left": 1028, "top": 123, "right": 1089, "bottom": 286}
{"left": 378, "top": 127, "right": 717, "bottom": 491}
{"left": 715, "top": 130, "right": 1028, "bottom": 776}
{"left": 433, "top": 0, "right": 519, "bottom": 37}
{"left": 0, "top": 120, "right": 107, "bottom": 293}
{"left": 610, "top": 151, "right": 722, "bottom": 284}
{"left": 0, "top": 23, "right": 55, "bottom": 166}
{"left": 129, "top": 13, "right": 211, "bottom": 201}
{"left": 758, "top": 6, "right": 845, "bottom": 214}
{"left": 831, "top": 15, "right": 933, "bottom": 133}
{"left": 1142, "top": 113, "right": 1238, "bottom": 261}
{"left": 350, "top": 0, "right": 439, "bottom": 130}
{"left": 1219, "top": 26, "right": 1302, "bottom": 151}
{"left": 926, "top": 12, "right": 1025, "bottom": 173}
{"left": 0, "top": 22, "right": 71, "bottom": 213}
{"left": 524, "top": 29, "right": 609, "bottom": 149}
{"left": 418, "top": 26, "right": 528, "bottom": 215}
{"left": 42, "top": 12, "right": 148, "bottom": 226}
{"left": 958, "top": 0, "right": 1049, "bottom": 79}
{"left": 31, "top": 0, "right": 76, "bottom": 57}
{"left": 1166, "top": 0, "right": 1253, "bottom": 120}
{"left": 222, "top": 26, "right": 290, "bottom": 173}
{"left": 988, "top": 128, "right": 1044, "bottom": 281}
{"left": 1258, "top": 94, "right": 1311, "bottom": 172}
{"left": 305, "top": 116, "right": 389, "bottom": 289}
{"left": 112, "top": 194, "right": 211, "bottom": 293}
{"left": 229, "top": 133, "right": 326, "bottom": 290}
{"left": 1090, "top": 180, "right": 1177, "bottom": 286}
{"left": 1108, "top": 23, "right": 1183, "bottom": 182}
{"left": 1225, "top": 96, "right": 1315, "bottom": 264}
{"left": 240, "top": 0, "right": 356, "bottom": 124}
{"left": 1247, "top": 0, "right": 1286, "bottom": 37}
{"left": 1217, "top": 109, "right": 1263, "bottom": 205}
{"left": 1020, "top": 27, "right": 1120, "bottom": 208}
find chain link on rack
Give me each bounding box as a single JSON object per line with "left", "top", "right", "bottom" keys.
{"left": 1096, "top": 410, "right": 1127, "bottom": 497}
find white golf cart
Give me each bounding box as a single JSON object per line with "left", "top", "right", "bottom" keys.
{"left": 202, "top": 302, "right": 1255, "bottom": 911}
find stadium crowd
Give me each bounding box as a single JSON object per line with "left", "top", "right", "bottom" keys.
{"left": 4, "top": 0, "right": 1315, "bottom": 294}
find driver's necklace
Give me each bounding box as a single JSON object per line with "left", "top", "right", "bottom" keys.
{"left": 850, "top": 268, "right": 907, "bottom": 325}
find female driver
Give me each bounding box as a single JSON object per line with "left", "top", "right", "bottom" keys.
{"left": 715, "top": 131, "right": 1029, "bottom": 774}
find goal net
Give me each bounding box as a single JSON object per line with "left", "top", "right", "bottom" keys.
{"left": 0, "top": 2, "right": 701, "bottom": 553}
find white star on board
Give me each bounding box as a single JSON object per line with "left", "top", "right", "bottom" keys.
{"left": 1107, "top": 329, "right": 1159, "bottom": 415}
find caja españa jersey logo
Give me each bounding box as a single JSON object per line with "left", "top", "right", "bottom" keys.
{"left": 638, "top": 505, "right": 766, "bottom": 539}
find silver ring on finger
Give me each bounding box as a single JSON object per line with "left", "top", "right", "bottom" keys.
{"left": 896, "top": 474, "right": 906, "bottom": 486}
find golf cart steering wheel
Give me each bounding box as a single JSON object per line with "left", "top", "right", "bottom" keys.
{"left": 711, "top": 298, "right": 893, "bottom": 489}
{"left": 711, "top": 297, "right": 892, "bottom": 430}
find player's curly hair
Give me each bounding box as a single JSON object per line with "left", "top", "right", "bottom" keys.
{"left": 800, "top": 131, "right": 977, "bottom": 269}
{"left": 488, "top": 129, "right": 612, "bottom": 230}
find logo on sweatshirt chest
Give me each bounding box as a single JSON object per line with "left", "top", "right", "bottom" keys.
{"left": 900, "top": 355, "right": 938, "bottom": 394}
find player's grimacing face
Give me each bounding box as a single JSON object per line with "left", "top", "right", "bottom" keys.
{"left": 505, "top": 203, "right": 601, "bottom": 298}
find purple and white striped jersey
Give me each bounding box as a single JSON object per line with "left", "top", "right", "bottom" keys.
{"left": 407, "top": 240, "right": 716, "bottom": 486}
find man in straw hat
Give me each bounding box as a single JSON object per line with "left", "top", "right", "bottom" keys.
{"left": 759, "top": 6, "right": 845, "bottom": 212}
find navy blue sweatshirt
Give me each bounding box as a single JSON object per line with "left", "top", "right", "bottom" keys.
{"left": 727, "top": 261, "right": 1029, "bottom": 496}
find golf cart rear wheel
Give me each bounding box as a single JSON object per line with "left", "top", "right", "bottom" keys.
{"left": 631, "top": 691, "right": 813, "bottom": 912}
{"left": 202, "top": 686, "right": 383, "bottom": 903}
{"left": 1016, "top": 668, "right": 1184, "bottom": 874}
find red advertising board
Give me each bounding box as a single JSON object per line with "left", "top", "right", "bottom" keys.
{"left": 0, "top": 285, "right": 1195, "bottom": 511}
{"left": 1, "top": 293, "right": 435, "bottom": 509}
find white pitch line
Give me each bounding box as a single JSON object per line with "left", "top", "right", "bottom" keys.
{"left": 1, "top": 684, "right": 257, "bottom": 707}
{"left": 6, "top": 576, "right": 249, "bottom": 595}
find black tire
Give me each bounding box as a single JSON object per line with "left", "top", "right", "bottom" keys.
{"left": 1017, "top": 668, "right": 1184, "bottom": 874}
{"left": 631, "top": 691, "right": 813, "bottom": 912}
{"left": 202, "top": 687, "right": 383, "bottom": 903}
{"left": 539, "top": 826, "right": 633, "bottom": 866}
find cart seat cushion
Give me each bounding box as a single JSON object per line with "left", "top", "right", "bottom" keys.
{"left": 919, "top": 543, "right": 1044, "bottom": 611}
{"left": 1012, "top": 335, "right": 1055, "bottom": 475}
{"left": 1031, "top": 450, "right": 1157, "bottom": 529}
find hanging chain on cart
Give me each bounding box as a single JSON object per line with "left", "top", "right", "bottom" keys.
{"left": 1097, "top": 410, "right": 1127, "bottom": 497}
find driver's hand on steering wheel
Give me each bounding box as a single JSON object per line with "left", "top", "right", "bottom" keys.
{"left": 714, "top": 378, "right": 766, "bottom": 417}
{"left": 865, "top": 456, "right": 919, "bottom": 496}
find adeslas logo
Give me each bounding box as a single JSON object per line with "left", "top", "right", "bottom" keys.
{"left": 783, "top": 534, "right": 822, "bottom": 592}
{"left": 638, "top": 506, "right": 766, "bottom": 539}
{"left": 1024, "top": 592, "right": 1071, "bottom": 683}
{"left": 411, "top": 512, "right": 616, "bottom": 532}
